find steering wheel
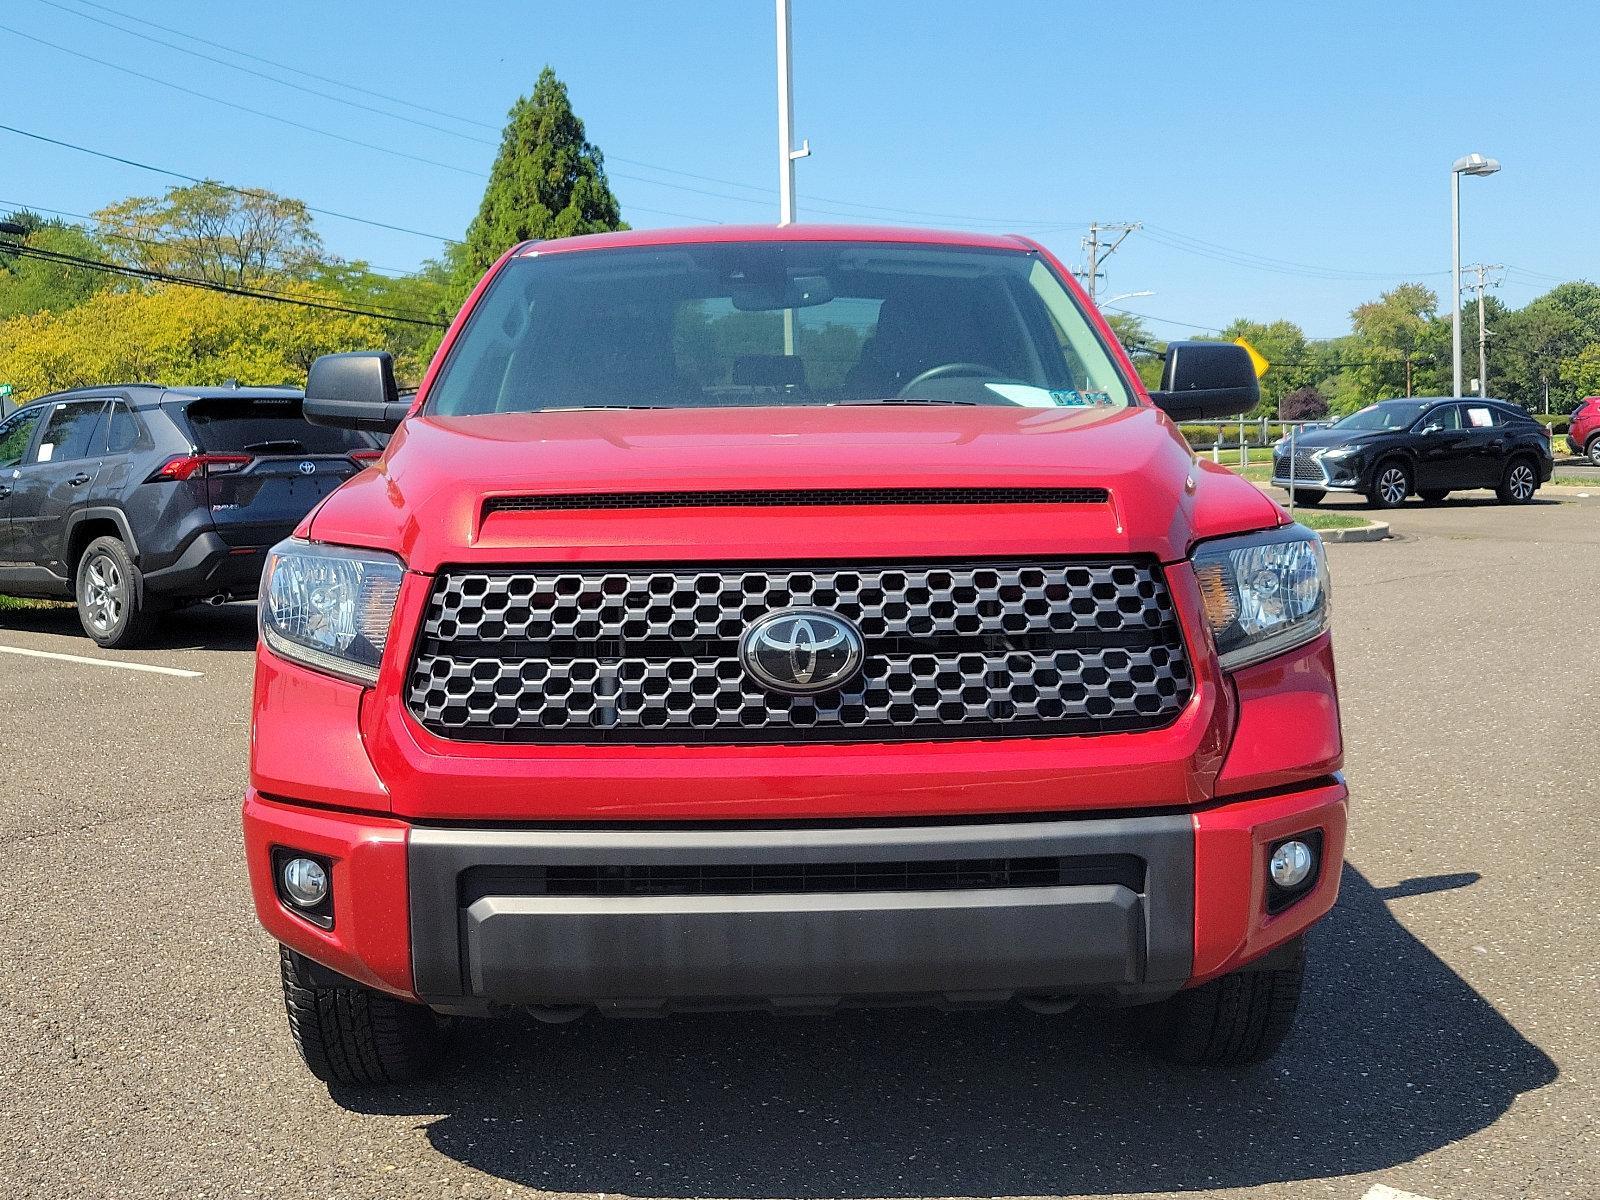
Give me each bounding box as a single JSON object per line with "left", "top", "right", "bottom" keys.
{"left": 896, "top": 362, "right": 1002, "bottom": 396}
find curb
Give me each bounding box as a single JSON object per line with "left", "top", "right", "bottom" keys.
{"left": 1314, "top": 520, "right": 1390, "bottom": 543}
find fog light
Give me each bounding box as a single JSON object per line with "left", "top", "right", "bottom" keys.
{"left": 1269, "top": 839, "right": 1315, "bottom": 890}
{"left": 281, "top": 857, "right": 329, "bottom": 908}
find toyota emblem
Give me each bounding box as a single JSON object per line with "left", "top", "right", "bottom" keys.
{"left": 298, "top": 461, "right": 316, "bottom": 476}
{"left": 739, "top": 608, "right": 865, "bottom": 695}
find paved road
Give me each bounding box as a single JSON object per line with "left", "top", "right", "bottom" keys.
{"left": 1, "top": 498, "right": 1596, "bottom": 1200}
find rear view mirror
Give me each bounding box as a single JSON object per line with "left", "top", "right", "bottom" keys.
{"left": 1150, "top": 341, "right": 1260, "bottom": 421}
{"left": 304, "top": 351, "right": 408, "bottom": 433}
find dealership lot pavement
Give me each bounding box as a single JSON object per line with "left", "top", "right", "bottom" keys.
{"left": 0, "top": 497, "right": 1595, "bottom": 1200}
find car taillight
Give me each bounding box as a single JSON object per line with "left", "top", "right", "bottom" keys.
{"left": 349, "top": 449, "right": 382, "bottom": 466}
{"left": 150, "top": 454, "right": 253, "bottom": 482}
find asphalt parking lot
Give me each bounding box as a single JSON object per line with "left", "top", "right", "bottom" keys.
{"left": 0, "top": 495, "right": 1595, "bottom": 1200}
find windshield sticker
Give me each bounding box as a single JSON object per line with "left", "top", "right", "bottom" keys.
{"left": 984, "top": 384, "right": 1115, "bottom": 409}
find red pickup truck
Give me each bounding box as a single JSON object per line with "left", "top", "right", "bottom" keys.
{"left": 243, "top": 225, "right": 1345, "bottom": 1084}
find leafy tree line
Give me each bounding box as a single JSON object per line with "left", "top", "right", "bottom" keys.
{"left": 1116, "top": 278, "right": 1600, "bottom": 420}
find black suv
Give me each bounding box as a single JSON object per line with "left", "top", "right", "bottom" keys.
{"left": 0, "top": 384, "right": 380, "bottom": 647}
{"left": 1271, "top": 397, "right": 1554, "bottom": 508}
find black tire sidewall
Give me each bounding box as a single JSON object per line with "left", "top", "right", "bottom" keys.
{"left": 1499, "top": 456, "right": 1539, "bottom": 505}
{"left": 75, "top": 536, "right": 144, "bottom": 647}
{"left": 1367, "top": 461, "right": 1410, "bottom": 509}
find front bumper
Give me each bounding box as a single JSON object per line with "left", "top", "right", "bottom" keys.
{"left": 243, "top": 778, "right": 1348, "bottom": 1011}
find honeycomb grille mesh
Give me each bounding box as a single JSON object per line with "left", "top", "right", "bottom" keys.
{"left": 407, "top": 560, "right": 1193, "bottom": 744}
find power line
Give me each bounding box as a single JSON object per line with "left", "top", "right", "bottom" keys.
{"left": 66, "top": 0, "right": 502, "bottom": 131}
{"left": 0, "top": 24, "right": 487, "bottom": 177}
{"left": 18, "top": 1, "right": 1083, "bottom": 230}
{"left": 26, "top": 0, "right": 501, "bottom": 146}
{"left": 0, "top": 239, "right": 447, "bottom": 327}
{"left": 1076, "top": 222, "right": 1140, "bottom": 301}
{"left": 0, "top": 123, "right": 459, "bottom": 243}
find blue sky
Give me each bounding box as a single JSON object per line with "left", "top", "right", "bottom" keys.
{"left": 4, "top": 0, "right": 1597, "bottom": 338}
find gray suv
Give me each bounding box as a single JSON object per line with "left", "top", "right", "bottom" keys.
{"left": 0, "top": 384, "right": 380, "bottom": 647}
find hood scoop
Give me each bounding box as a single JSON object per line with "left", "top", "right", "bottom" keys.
{"left": 484, "top": 485, "right": 1110, "bottom": 518}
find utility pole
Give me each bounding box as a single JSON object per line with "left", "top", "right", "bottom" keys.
{"left": 1463, "top": 263, "right": 1502, "bottom": 397}
{"left": 1077, "top": 222, "right": 1140, "bottom": 303}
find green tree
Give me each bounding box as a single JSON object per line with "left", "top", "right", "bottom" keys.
{"left": 94, "top": 182, "right": 323, "bottom": 286}
{"left": 1219, "top": 318, "right": 1314, "bottom": 414}
{"left": 459, "top": 67, "right": 626, "bottom": 286}
{"left": 309, "top": 257, "right": 456, "bottom": 381}
{"left": 0, "top": 213, "right": 111, "bottom": 320}
{"left": 1347, "top": 283, "right": 1438, "bottom": 402}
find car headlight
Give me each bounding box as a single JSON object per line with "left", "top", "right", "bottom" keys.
{"left": 1192, "top": 525, "right": 1330, "bottom": 671}
{"left": 1315, "top": 446, "right": 1358, "bottom": 461}
{"left": 260, "top": 539, "right": 405, "bottom": 684}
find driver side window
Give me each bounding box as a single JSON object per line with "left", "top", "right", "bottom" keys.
{"left": 0, "top": 406, "right": 45, "bottom": 469}
{"left": 1422, "top": 405, "right": 1460, "bottom": 432}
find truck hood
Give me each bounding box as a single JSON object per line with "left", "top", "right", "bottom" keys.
{"left": 307, "top": 404, "right": 1285, "bottom": 570}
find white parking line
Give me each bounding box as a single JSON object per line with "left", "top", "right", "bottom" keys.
{"left": 1362, "top": 1185, "right": 1440, "bottom": 1200}
{"left": 0, "top": 644, "right": 203, "bottom": 679}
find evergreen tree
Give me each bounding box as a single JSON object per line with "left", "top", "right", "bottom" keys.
{"left": 460, "top": 68, "right": 626, "bottom": 283}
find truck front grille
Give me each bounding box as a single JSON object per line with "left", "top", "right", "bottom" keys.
{"left": 406, "top": 559, "right": 1193, "bottom": 744}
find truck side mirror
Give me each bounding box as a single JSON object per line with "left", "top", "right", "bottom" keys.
{"left": 1149, "top": 341, "right": 1260, "bottom": 421}
{"left": 304, "top": 351, "right": 408, "bottom": 433}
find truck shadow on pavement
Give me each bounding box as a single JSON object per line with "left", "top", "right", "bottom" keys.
{"left": 333, "top": 864, "right": 1556, "bottom": 1196}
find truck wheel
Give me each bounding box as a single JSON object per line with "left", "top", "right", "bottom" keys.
{"left": 279, "top": 946, "right": 443, "bottom": 1085}
{"left": 1139, "top": 937, "right": 1305, "bottom": 1066}
{"left": 75, "top": 536, "right": 157, "bottom": 648}
{"left": 1495, "top": 457, "right": 1539, "bottom": 505}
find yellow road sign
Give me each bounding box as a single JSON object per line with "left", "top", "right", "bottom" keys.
{"left": 1234, "top": 338, "right": 1270, "bottom": 378}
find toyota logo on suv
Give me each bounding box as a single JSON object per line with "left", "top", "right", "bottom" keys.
{"left": 739, "top": 608, "right": 865, "bottom": 695}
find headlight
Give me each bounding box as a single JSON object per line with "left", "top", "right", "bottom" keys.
{"left": 260, "top": 539, "right": 405, "bottom": 684}
{"left": 1192, "top": 525, "right": 1330, "bottom": 670}
{"left": 1316, "top": 446, "right": 1358, "bottom": 460}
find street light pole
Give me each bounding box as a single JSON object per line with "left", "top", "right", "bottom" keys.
{"left": 1450, "top": 153, "right": 1501, "bottom": 397}
{"left": 775, "top": 0, "right": 808, "bottom": 227}
{"left": 1451, "top": 169, "right": 1462, "bottom": 397}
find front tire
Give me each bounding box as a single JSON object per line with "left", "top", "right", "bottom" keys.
{"left": 279, "top": 946, "right": 443, "bottom": 1085}
{"left": 1496, "top": 457, "right": 1539, "bottom": 505}
{"left": 1139, "top": 937, "right": 1306, "bottom": 1066}
{"left": 75, "top": 536, "right": 156, "bottom": 648}
{"left": 1366, "top": 461, "right": 1411, "bottom": 509}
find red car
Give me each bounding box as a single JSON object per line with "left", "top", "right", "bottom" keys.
{"left": 1567, "top": 396, "right": 1600, "bottom": 465}
{"left": 243, "top": 226, "right": 1346, "bottom": 1084}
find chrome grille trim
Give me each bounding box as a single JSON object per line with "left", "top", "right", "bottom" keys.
{"left": 407, "top": 559, "right": 1193, "bottom": 745}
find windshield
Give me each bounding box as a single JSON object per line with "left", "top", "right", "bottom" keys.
{"left": 1334, "top": 401, "right": 1428, "bottom": 431}
{"left": 424, "top": 241, "right": 1136, "bottom": 415}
